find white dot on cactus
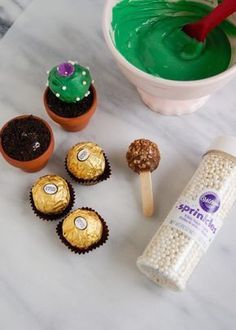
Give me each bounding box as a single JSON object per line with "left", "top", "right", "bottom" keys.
{"left": 76, "top": 97, "right": 80, "bottom": 101}
{"left": 82, "top": 71, "right": 86, "bottom": 76}
{"left": 56, "top": 93, "right": 60, "bottom": 97}
{"left": 46, "top": 70, "right": 50, "bottom": 74}
{"left": 62, "top": 86, "right": 67, "bottom": 90}
{"left": 86, "top": 66, "right": 90, "bottom": 70}
{"left": 83, "top": 81, "right": 87, "bottom": 85}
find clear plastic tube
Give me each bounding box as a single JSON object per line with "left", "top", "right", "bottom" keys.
{"left": 137, "top": 144, "right": 236, "bottom": 291}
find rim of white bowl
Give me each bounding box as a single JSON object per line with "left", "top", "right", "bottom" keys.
{"left": 103, "top": 0, "right": 236, "bottom": 87}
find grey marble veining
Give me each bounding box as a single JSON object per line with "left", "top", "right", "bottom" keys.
{"left": 0, "top": 0, "right": 32, "bottom": 37}
{"left": 0, "top": 0, "right": 235, "bottom": 329}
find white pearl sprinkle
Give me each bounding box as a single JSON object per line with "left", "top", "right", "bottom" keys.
{"left": 46, "top": 81, "right": 49, "bottom": 87}
{"left": 46, "top": 70, "right": 50, "bottom": 74}
{"left": 68, "top": 60, "right": 75, "bottom": 65}
{"left": 86, "top": 66, "right": 90, "bottom": 70}
{"left": 82, "top": 71, "right": 86, "bottom": 76}
{"left": 83, "top": 81, "right": 87, "bottom": 85}
{"left": 76, "top": 97, "right": 80, "bottom": 101}
{"left": 62, "top": 86, "right": 67, "bottom": 90}
{"left": 92, "top": 80, "right": 95, "bottom": 84}
{"left": 138, "top": 152, "right": 236, "bottom": 290}
{"left": 56, "top": 93, "right": 60, "bottom": 97}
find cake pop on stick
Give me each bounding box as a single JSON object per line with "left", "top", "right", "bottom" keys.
{"left": 126, "top": 139, "right": 160, "bottom": 217}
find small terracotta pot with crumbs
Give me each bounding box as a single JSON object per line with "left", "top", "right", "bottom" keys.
{"left": 0, "top": 115, "right": 54, "bottom": 172}
{"left": 44, "top": 60, "right": 97, "bottom": 132}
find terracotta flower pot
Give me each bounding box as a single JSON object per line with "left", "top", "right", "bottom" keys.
{"left": 0, "top": 115, "right": 54, "bottom": 172}
{"left": 44, "top": 85, "right": 97, "bottom": 132}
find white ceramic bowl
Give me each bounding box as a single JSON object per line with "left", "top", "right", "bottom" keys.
{"left": 103, "top": 0, "right": 236, "bottom": 115}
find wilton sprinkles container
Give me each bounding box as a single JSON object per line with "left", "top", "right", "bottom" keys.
{"left": 137, "top": 136, "right": 236, "bottom": 290}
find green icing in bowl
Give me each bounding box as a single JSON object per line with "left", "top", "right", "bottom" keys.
{"left": 112, "top": 0, "right": 236, "bottom": 81}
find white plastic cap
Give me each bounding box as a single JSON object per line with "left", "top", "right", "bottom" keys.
{"left": 207, "top": 136, "right": 236, "bottom": 158}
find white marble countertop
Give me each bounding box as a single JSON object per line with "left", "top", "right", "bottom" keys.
{"left": 0, "top": 1, "right": 236, "bottom": 329}
{"left": 0, "top": 0, "right": 31, "bottom": 37}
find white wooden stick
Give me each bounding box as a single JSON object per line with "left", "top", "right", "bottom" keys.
{"left": 140, "top": 171, "right": 154, "bottom": 217}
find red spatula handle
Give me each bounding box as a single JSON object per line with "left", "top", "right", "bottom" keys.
{"left": 184, "top": 0, "right": 236, "bottom": 42}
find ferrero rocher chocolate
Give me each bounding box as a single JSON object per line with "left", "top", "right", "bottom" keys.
{"left": 62, "top": 209, "right": 104, "bottom": 250}
{"left": 32, "top": 175, "right": 71, "bottom": 215}
{"left": 66, "top": 142, "right": 106, "bottom": 181}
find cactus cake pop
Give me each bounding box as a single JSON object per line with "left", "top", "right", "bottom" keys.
{"left": 126, "top": 139, "right": 160, "bottom": 217}
{"left": 44, "top": 60, "right": 97, "bottom": 131}
{"left": 47, "top": 61, "right": 92, "bottom": 103}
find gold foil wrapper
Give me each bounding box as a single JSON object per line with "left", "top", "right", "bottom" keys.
{"left": 66, "top": 142, "right": 106, "bottom": 180}
{"left": 32, "top": 175, "right": 71, "bottom": 214}
{"left": 62, "top": 209, "right": 103, "bottom": 249}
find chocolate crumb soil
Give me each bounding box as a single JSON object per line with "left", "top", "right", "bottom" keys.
{"left": 46, "top": 86, "right": 94, "bottom": 118}
{"left": 1, "top": 116, "right": 51, "bottom": 161}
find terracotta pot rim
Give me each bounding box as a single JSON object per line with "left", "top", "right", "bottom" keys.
{"left": 44, "top": 84, "right": 97, "bottom": 122}
{"left": 0, "top": 114, "right": 54, "bottom": 165}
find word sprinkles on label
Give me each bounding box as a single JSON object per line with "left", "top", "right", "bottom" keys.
{"left": 165, "top": 190, "right": 223, "bottom": 251}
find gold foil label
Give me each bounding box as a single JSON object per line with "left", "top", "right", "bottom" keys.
{"left": 77, "top": 149, "right": 90, "bottom": 162}
{"left": 43, "top": 183, "right": 58, "bottom": 195}
{"left": 74, "top": 217, "right": 87, "bottom": 230}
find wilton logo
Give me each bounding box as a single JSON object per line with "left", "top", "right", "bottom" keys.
{"left": 199, "top": 192, "right": 220, "bottom": 213}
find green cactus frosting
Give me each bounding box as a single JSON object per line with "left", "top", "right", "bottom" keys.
{"left": 47, "top": 61, "right": 92, "bottom": 103}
